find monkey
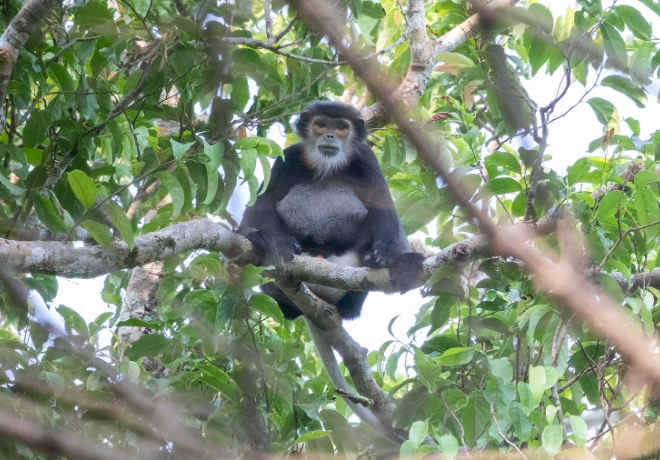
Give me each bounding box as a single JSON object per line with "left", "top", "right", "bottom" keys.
{"left": 237, "top": 101, "right": 423, "bottom": 438}
{"left": 238, "top": 100, "right": 424, "bottom": 320}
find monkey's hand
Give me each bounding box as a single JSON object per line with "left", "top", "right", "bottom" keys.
{"left": 363, "top": 239, "right": 404, "bottom": 268}
{"left": 389, "top": 252, "right": 425, "bottom": 293}
{"left": 245, "top": 231, "right": 301, "bottom": 269}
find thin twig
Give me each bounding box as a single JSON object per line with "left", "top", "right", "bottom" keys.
{"left": 490, "top": 404, "right": 529, "bottom": 459}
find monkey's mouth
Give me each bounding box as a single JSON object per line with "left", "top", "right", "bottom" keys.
{"left": 318, "top": 145, "right": 340, "bottom": 156}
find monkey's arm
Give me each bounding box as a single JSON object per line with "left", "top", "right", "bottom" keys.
{"left": 348, "top": 145, "right": 425, "bottom": 290}
{"left": 238, "top": 149, "right": 305, "bottom": 268}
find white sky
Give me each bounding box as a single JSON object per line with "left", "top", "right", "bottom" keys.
{"left": 47, "top": 0, "right": 660, "bottom": 352}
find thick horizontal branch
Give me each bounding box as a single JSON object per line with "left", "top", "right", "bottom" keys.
{"left": 8, "top": 213, "right": 660, "bottom": 295}
{"left": 5, "top": 214, "right": 555, "bottom": 286}
{"left": 2, "top": 219, "right": 250, "bottom": 278}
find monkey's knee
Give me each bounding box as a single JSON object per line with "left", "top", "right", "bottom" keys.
{"left": 389, "top": 252, "right": 424, "bottom": 293}
{"left": 335, "top": 291, "right": 369, "bottom": 320}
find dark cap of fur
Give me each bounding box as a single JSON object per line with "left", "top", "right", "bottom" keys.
{"left": 295, "top": 101, "right": 367, "bottom": 142}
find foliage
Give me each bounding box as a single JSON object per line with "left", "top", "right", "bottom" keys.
{"left": 1, "top": 0, "right": 660, "bottom": 458}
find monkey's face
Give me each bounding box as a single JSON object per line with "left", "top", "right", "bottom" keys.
{"left": 302, "top": 115, "right": 355, "bottom": 175}
{"left": 310, "top": 116, "right": 352, "bottom": 157}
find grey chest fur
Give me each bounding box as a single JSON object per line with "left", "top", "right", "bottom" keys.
{"left": 276, "top": 180, "right": 368, "bottom": 246}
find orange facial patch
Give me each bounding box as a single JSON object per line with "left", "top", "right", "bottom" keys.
{"left": 335, "top": 125, "right": 351, "bottom": 139}
{"left": 310, "top": 117, "right": 352, "bottom": 139}
{"left": 312, "top": 118, "right": 327, "bottom": 136}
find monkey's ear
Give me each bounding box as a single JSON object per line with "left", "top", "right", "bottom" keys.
{"left": 295, "top": 110, "right": 313, "bottom": 139}
{"left": 353, "top": 117, "right": 367, "bottom": 142}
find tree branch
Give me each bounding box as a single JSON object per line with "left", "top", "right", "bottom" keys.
{"left": 1, "top": 219, "right": 250, "bottom": 278}
{"left": 1, "top": 216, "right": 559, "bottom": 288}
{"left": 362, "top": 0, "right": 519, "bottom": 125}
{"left": 0, "top": 413, "right": 142, "bottom": 460}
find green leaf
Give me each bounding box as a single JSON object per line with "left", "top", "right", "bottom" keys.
{"left": 634, "top": 170, "right": 659, "bottom": 188}
{"left": 597, "top": 273, "right": 624, "bottom": 304}
{"left": 529, "top": 365, "right": 546, "bottom": 405}
{"left": 320, "top": 409, "right": 358, "bottom": 454}
{"left": 567, "top": 158, "right": 590, "bottom": 186}
{"left": 81, "top": 220, "right": 115, "bottom": 250}
{"left": 437, "top": 346, "right": 475, "bottom": 366}
{"left": 436, "top": 434, "right": 458, "bottom": 460}
{"left": 154, "top": 171, "right": 185, "bottom": 218}
{"left": 399, "top": 440, "right": 417, "bottom": 459}
{"left": 29, "top": 321, "right": 49, "bottom": 349}
{"left": 408, "top": 420, "right": 428, "bottom": 447}
{"left": 638, "top": 0, "right": 660, "bottom": 16}
{"left": 57, "top": 305, "right": 89, "bottom": 337}
{"left": 600, "top": 22, "right": 628, "bottom": 68}
{"left": 542, "top": 424, "right": 563, "bottom": 457}
{"left": 570, "top": 415, "right": 588, "bottom": 447}
{"left": 35, "top": 195, "right": 67, "bottom": 234}
{"left": 199, "top": 143, "right": 224, "bottom": 206}
{"left": 197, "top": 364, "right": 240, "bottom": 402}
{"left": 23, "top": 110, "right": 52, "bottom": 148}
{"left": 296, "top": 430, "right": 332, "bottom": 443}
{"left": 601, "top": 75, "right": 647, "bottom": 108}
{"left": 614, "top": 5, "right": 651, "bottom": 40}
{"left": 43, "top": 371, "right": 65, "bottom": 397}
{"left": 0, "top": 172, "right": 26, "bottom": 196}
{"left": 509, "top": 401, "right": 532, "bottom": 441}
{"left": 587, "top": 97, "right": 620, "bottom": 132}
{"left": 203, "top": 140, "right": 224, "bottom": 170}
{"left": 528, "top": 36, "right": 552, "bottom": 76}
{"left": 484, "top": 151, "right": 521, "bottom": 175}
{"left": 124, "top": 334, "right": 170, "bottom": 360}
{"left": 529, "top": 3, "right": 554, "bottom": 33}
{"left": 24, "top": 275, "right": 58, "bottom": 303}
{"left": 171, "top": 139, "right": 195, "bottom": 161}
{"left": 636, "top": 187, "right": 659, "bottom": 237}
{"left": 484, "top": 177, "right": 522, "bottom": 195}
{"left": 248, "top": 294, "right": 283, "bottom": 324}
{"left": 116, "top": 318, "right": 154, "bottom": 328}
{"left": 122, "top": 69, "right": 143, "bottom": 96}
{"left": 517, "top": 381, "right": 536, "bottom": 414}
{"left": 597, "top": 190, "right": 626, "bottom": 225}
{"left": 104, "top": 201, "right": 134, "bottom": 249}
{"left": 580, "top": 373, "right": 599, "bottom": 405}
{"left": 489, "top": 358, "right": 513, "bottom": 381}
{"left": 392, "top": 385, "right": 429, "bottom": 428}
{"left": 68, "top": 170, "right": 97, "bottom": 208}
{"left": 47, "top": 63, "right": 74, "bottom": 93}
{"left": 630, "top": 43, "right": 655, "bottom": 86}
{"left": 435, "top": 53, "right": 475, "bottom": 73}
{"left": 239, "top": 148, "right": 258, "bottom": 182}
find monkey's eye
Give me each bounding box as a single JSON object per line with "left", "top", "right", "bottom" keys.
{"left": 335, "top": 121, "right": 350, "bottom": 130}
{"left": 314, "top": 120, "right": 327, "bottom": 128}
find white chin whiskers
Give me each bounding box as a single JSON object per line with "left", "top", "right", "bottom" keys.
{"left": 307, "top": 149, "right": 350, "bottom": 177}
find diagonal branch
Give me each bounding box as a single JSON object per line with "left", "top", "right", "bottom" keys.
{"left": 362, "top": 0, "right": 519, "bottom": 125}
